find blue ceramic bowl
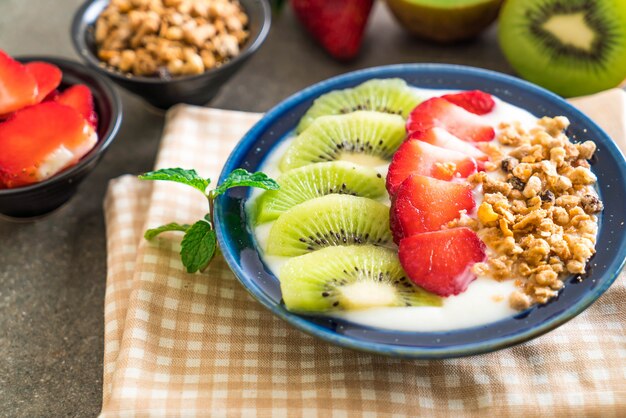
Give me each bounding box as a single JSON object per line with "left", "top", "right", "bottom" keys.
{"left": 214, "top": 64, "right": 626, "bottom": 358}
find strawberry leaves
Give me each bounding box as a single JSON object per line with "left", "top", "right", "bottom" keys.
{"left": 140, "top": 168, "right": 278, "bottom": 273}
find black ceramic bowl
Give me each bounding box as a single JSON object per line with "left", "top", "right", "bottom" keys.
{"left": 71, "top": 0, "right": 271, "bottom": 109}
{"left": 0, "top": 56, "right": 122, "bottom": 220}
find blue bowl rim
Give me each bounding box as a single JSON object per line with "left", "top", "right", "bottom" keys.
{"left": 215, "top": 63, "right": 626, "bottom": 358}
{"left": 0, "top": 55, "right": 122, "bottom": 196}
{"left": 70, "top": 0, "right": 272, "bottom": 84}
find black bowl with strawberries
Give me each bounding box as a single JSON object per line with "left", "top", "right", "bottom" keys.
{"left": 0, "top": 51, "right": 122, "bottom": 220}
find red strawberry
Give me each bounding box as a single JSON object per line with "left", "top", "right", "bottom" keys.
{"left": 406, "top": 97, "right": 495, "bottom": 142}
{"left": 0, "top": 50, "right": 38, "bottom": 115}
{"left": 386, "top": 139, "right": 477, "bottom": 195}
{"left": 409, "top": 128, "right": 488, "bottom": 170}
{"left": 441, "top": 90, "right": 495, "bottom": 115}
{"left": 56, "top": 85, "right": 98, "bottom": 129}
{"left": 398, "top": 227, "right": 486, "bottom": 297}
{"left": 290, "top": 0, "right": 374, "bottom": 60}
{"left": 390, "top": 174, "right": 475, "bottom": 243}
{"left": 24, "top": 62, "right": 62, "bottom": 103}
{"left": 0, "top": 102, "right": 97, "bottom": 188}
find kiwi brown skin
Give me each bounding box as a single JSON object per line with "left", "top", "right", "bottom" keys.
{"left": 498, "top": 0, "right": 626, "bottom": 97}
{"left": 385, "top": 0, "right": 504, "bottom": 43}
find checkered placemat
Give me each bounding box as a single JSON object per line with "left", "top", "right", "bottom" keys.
{"left": 101, "top": 91, "right": 626, "bottom": 417}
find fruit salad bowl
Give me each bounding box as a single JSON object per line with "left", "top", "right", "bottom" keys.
{"left": 214, "top": 64, "right": 626, "bottom": 358}
{"left": 0, "top": 56, "right": 122, "bottom": 220}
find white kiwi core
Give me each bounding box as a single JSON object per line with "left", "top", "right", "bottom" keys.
{"left": 541, "top": 12, "right": 596, "bottom": 52}
{"left": 338, "top": 281, "right": 398, "bottom": 310}
{"left": 339, "top": 152, "right": 387, "bottom": 167}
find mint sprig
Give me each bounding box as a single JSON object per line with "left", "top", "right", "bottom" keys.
{"left": 140, "top": 167, "right": 279, "bottom": 273}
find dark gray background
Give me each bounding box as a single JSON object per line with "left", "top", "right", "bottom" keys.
{"left": 0, "top": 1, "right": 515, "bottom": 416}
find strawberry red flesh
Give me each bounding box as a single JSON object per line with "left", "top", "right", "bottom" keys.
{"left": 406, "top": 97, "right": 495, "bottom": 142}
{"left": 409, "top": 128, "right": 488, "bottom": 170}
{"left": 441, "top": 90, "right": 495, "bottom": 115}
{"left": 56, "top": 84, "right": 98, "bottom": 129}
{"left": 290, "top": 0, "right": 374, "bottom": 60}
{"left": 398, "top": 228, "right": 487, "bottom": 297}
{"left": 0, "top": 50, "right": 38, "bottom": 115}
{"left": 390, "top": 174, "right": 475, "bottom": 243}
{"left": 386, "top": 139, "right": 477, "bottom": 196}
{"left": 24, "top": 62, "right": 62, "bottom": 103}
{"left": 0, "top": 102, "right": 97, "bottom": 188}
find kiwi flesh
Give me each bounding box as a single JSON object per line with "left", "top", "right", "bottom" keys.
{"left": 296, "top": 78, "right": 422, "bottom": 133}
{"left": 499, "top": 0, "right": 626, "bottom": 97}
{"left": 280, "top": 111, "right": 406, "bottom": 172}
{"left": 255, "top": 161, "right": 386, "bottom": 224}
{"left": 266, "top": 194, "right": 392, "bottom": 257}
{"left": 386, "top": 0, "right": 504, "bottom": 43}
{"left": 279, "top": 245, "right": 442, "bottom": 313}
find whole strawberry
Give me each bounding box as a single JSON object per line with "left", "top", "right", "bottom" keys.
{"left": 290, "top": 0, "right": 374, "bottom": 61}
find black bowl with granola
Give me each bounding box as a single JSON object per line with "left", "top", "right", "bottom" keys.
{"left": 71, "top": 0, "right": 271, "bottom": 109}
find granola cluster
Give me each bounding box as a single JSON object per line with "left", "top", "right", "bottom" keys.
{"left": 94, "top": 0, "right": 249, "bottom": 77}
{"left": 451, "top": 116, "right": 603, "bottom": 310}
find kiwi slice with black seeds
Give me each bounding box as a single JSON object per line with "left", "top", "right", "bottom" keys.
{"left": 280, "top": 111, "right": 406, "bottom": 172}
{"left": 296, "top": 78, "right": 422, "bottom": 133}
{"left": 266, "top": 194, "right": 392, "bottom": 257}
{"left": 499, "top": 0, "right": 626, "bottom": 97}
{"left": 255, "top": 161, "right": 386, "bottom": 224}
{"left": 279, "top": 245, "right": 442, "bottom": 313}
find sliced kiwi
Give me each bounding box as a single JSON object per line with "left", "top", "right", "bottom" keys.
{"left": 255, "top": 161, "right": 386, "bottom": 224}
{"left": 279, "top": 245, "right": 442, "bottom": 313}
{"left": 280, "top": 111, "right": 406, "bottom": 172}
{"left": 265, "top": 194, "right": 392, "bottom": 256}
{"left": 296, "top": 78, "right": 422, "bottom": 133}
{"left": 499, "top": 0, "right": 626, "bottom": 97}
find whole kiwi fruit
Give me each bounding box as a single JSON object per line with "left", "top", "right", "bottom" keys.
{"left": 499, "top": 0, "right": 626, "bottom": 97}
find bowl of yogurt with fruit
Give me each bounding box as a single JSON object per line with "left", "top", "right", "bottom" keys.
{"left": 215, "top": 64, "right": 626, "bottom": 358}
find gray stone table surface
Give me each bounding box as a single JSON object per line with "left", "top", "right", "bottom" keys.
{"left": 0, "top": 1, "right": 515, "bottom": 416}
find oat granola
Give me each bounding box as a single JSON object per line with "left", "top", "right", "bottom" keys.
{"left": 450, "top": 116, "right": 603, "bottom": 310}
{"left": 94, "top": 0, "right": 249, "bottom": 77}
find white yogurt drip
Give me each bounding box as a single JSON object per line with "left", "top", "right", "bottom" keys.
{"left": 247, "top": 88, "right": 539, "bottom": 332}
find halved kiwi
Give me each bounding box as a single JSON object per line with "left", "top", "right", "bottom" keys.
{"left": 255, "top": 161, "right": 386, "bottom": 224}
{"left": 279, "top": 245, "right": 442, "bottom": 313}
{"left": 280, "top": 111, "right": 406, "bottom": 172}
{"left": 499, "top": 0, "right": 626, "bottom": 97}
{"left": 296, "top": 78, "right": 422, "bottom": 133}
{"left": 266, "top": 194, "right": 392, "bottom": 256}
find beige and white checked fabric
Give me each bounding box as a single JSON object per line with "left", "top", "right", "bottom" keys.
{"left": 101, "top": 91, "right": 626, "bottom": 417}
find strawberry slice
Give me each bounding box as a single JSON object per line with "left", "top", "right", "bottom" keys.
{"left": 398, "top": 227, "right": 486, "bottom": 297}
{"left": 0, "top": 50, "right": 38, "bottom": 115}
{"left": 0, "top": 102, "right": 97, "bottom": 188}
{"left": 24, "top": 62, "right": 62, "bottom": 103}
{"left": 406, "top": 97, "right": 495, "bottom": 142}
{"left": 386, "top": 139, "right": 477, "bottom": 195}
{"left": 56, "top": 84, "right": 98, "bottom": 129}
{"left": 390, "top": 174, "right": 475, "bottom": 243}
{"left": 441, "top": 90, "right": 495, "bottom": 115}
{"left": 409, "top": 128, "right": 488, "bottom": 171}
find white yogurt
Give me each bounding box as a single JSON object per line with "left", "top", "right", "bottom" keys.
{"left": 247, "top": 88, "right": 538, "bottom": 332}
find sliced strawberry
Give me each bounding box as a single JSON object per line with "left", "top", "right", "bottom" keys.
{"left": 24, "top": 62, "right": 62, "bottom": 103}
{"left": 390, "top": 174, "right": 475, "bottom": 243}
{"left": 406, "top": 97, "right": 495, "bottom": 142}
{"left": 409, "top": 128, "right": 489, "bottom": 171}
{"left": 0, "top": 50, "right": 38, "bottom": 115}
{"left": 441, "top": 90, "right": 495, "bottom": 115}
{"left": 398, "top": 228, "right": 486, "bottom": 297}
{"left": 386, "top": 139, "right": 477, "bottom": 195}
{"left": 55, "top": 85, "right": 98, "bottom": 129}
{"left": 0, "top": 102, "right": 97, "bottom": 188}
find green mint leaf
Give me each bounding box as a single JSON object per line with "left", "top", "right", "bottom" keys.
{"left": 144, "top": 222, "right": 190, "bottom": 240}
{"left": 212, "top": 168, "right": 279, "bottom": 197}
{"left": 180, "top": 219, "right": 217, "bottom": 273}
{"left": 139, "top": 168, "right": 210, "bottom": 195}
